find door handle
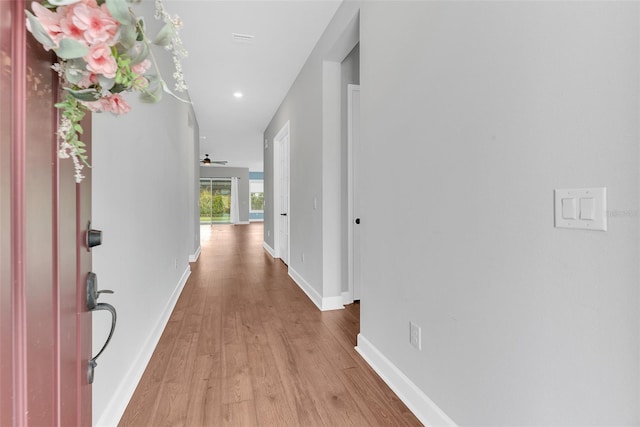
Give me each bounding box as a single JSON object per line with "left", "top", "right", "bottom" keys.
{"left": 87, "top": 302, "right": 116, "bottom": 384}
{"left": 86, "top": 272, "right": 113, "bottom": 310}
{"left": 280, "top": 213, "right": 287, "bottom": 216}
{"left": 355, "top": 218, "right": 361, "bottom": 224}
{"left": 86, "top": 272, "right": 117, "bottom": 384}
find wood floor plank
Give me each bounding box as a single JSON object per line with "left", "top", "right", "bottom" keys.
{"left": 119, "top": 223, "right": 422, "bottom": 427}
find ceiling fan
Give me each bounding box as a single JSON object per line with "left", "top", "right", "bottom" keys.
{"left": 200, "top": 154, "right": 228, "bottom": 165}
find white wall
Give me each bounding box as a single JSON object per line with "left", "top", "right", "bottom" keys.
{"left": 91, "top": 2, "right": 199, "bottom": 424}
{"left": 358, "top": 1, "right": 639, "bottom": 425}
{"left": 265, "top": 0, "right": 640, "bottom": 425}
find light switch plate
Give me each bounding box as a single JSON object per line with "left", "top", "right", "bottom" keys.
{"left": 561, "top": 198, "right": 577, "bottom": 219}
{"left": 554, "top": 188, "right": 606, "bottom": 231}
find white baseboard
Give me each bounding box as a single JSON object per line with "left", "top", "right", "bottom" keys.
{"left": 355, "top": 334, "right": 457, "bottom": 427}
{"left": 342, "top": 291, "right": 353, "bottom": 305}
{"left": 94, "top": 266, "right": 191, "bottom": 427}
{"left": 263, "top": 241, "right": 275, "bottom": 257}
{"left": 189, "top": 245, "right": 201, "bottom": 263}
{"left": 288, "top": 267, "right": 344, "bottom": 311}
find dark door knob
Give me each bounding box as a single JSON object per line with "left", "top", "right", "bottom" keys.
{"left": 86, "top": 221, "right": 102, "bottom": 250}
{"left": 355, "top": 218, "right": 361, "bottom": 224}
{"left": 280, "top": 213, "right": 288, "bottom": 216}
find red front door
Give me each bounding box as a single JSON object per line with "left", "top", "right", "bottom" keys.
{"left": 1, "top": 1, "right": 93, "bottom": 425}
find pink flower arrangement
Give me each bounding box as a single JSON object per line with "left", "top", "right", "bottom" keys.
{"left": 26, "top": 0, "right": 188, "bottom": 182}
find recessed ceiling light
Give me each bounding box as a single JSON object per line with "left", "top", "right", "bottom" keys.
{"left": 233, "top": 92, "right": 243, "bottom": 99}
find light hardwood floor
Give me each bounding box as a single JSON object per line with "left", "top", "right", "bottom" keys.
{"left": 119, "top": 223, "right": 421, "bottom": 426}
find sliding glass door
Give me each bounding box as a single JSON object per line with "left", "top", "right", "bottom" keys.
{"left": 200, "top": 178, "right": 232, "bottom": 224}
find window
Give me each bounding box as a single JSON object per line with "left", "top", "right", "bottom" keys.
{"left": 250, "top": 180, "right": 264, "bottom": 213}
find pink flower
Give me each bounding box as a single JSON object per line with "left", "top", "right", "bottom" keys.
{"left": 59, "top": 13, "right": 86, "bottom": 44}
{"left": 67, "top": 2, "right": 118, "bottom": 45}
{"left": 101, "top": 94, "right": 131, "bottom": 115}
{"left": 81, "top": 93, "right": 130, "bottom": 115}
{"left": 76, "top": 72, "right": 98, "bottom": 89}
{"left": 84, "top": 43, "right": 117, "bottom": 78}
{"left": 79, "top": 97, "right": 105, "bottom": 112}
{"left": 28, "top": 2, "right": 63, "bottom": 47}
{"left": 131, "top": 59, "right": 151, "bottom": 76}
{"left": 132, "top": 76, "right": 149, "bottom": 90}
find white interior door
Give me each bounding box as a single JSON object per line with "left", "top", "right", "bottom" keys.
{"left": 348, "top": 84, "right": 362, "bottom": 300}
{"left": 275, "top": 123, "right": 290, "bottom": 265}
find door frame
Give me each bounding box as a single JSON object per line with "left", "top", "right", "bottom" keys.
{"left": 347, "top": 84, "right": 361, "bottom": 302}
{"left": 273, "top": 121, "right": 290, "bottom": 264}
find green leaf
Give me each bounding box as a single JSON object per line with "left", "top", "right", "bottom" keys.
{"left": 136, "top": 18, "right": 145, "bottom": 42}
{"left": 139, "top": 77, "right": 162, "bottom": 103}
{"left": 129, "top": 42, "right": 149, "bottom": 66}
{"left": 64, "top": 87, "right": 100, "bottom": 102}
{"left": 64, "top": 59, "right": 87, "bottom": 85}
{"left": 117, "top": 22, "right": 137, "bottom": 49}
{"left": 25, "top": 10, "right": 56, "bottom": 50}
{"left": 106, "top": 0, "right": 133, "bottom": 25}
{"left": 56, "top": 38, "right": 89, "bottom": 59}
{"left": 152, "top": 23, "right": 173, "bottom": 47}
{"left": 98, "top": 75, "right": 115, "bottom": 91}
{"left": 110, "top": 83, "right": 128, "bottom": 94}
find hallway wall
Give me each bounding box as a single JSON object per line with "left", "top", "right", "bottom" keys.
{"left": 266, "top": 0, "right": 640, "bottom": 425}
{"left": 91, "top": 2, "right": 200, "bottom": 423}
{"left": 358, "top": 1, "right": 639, "bottom": 425}
{"left": 264, "top": 1, "right": 360, "bottom": 307}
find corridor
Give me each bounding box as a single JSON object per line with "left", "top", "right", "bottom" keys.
{"left": 119, "top": 223, "right": 421, "bottom": 426}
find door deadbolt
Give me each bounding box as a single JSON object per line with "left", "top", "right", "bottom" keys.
{"left": 87, "top": 221, "right": 103, "bottom": 251}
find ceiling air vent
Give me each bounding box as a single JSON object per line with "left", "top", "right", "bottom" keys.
{"left": 232, "top": 33, "right": 255, "bottom": 43}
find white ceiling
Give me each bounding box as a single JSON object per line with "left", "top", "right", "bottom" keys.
{"left": 164, "top": 0, "right": 343, "bottom": 171}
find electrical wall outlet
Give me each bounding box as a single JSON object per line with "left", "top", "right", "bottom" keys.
{"left": 409, "top": 321, "right": 421, "bottom": 350}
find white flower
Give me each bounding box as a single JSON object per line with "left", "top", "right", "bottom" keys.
{"left": 51, "top": 62, "right": 64, "bottom": 77}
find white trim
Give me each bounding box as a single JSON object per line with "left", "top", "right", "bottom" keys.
{"left": 236, "top": 221, "right": 250, "bottom": 225}
{"left": 189, "top": 246, "right": 201, "bottom": 263}
{"left": 249, "top": 218, "right": 264, "bottom": 222}
{"left": 355, "top": 334, "right": 457, "bottom": 427}
{"left": 321, "top": 295, "right": 345, "bottom": 311}
{"left": 263, "top": 241, "right": 276, "bottom": 258}
{"left": 321, "top": 60, "right": 343, "bottom": 304}
{"left": 95, "top": 266, "right": 191, "bottom": 427}
{"left": 347, "top": 84, "right": 361, "bottom": 302}
{"left": 342, "top": 291, "right": 353, "bottom": 305}
{"left": 288, "top": 267, "right": 344, "bottom": 311}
